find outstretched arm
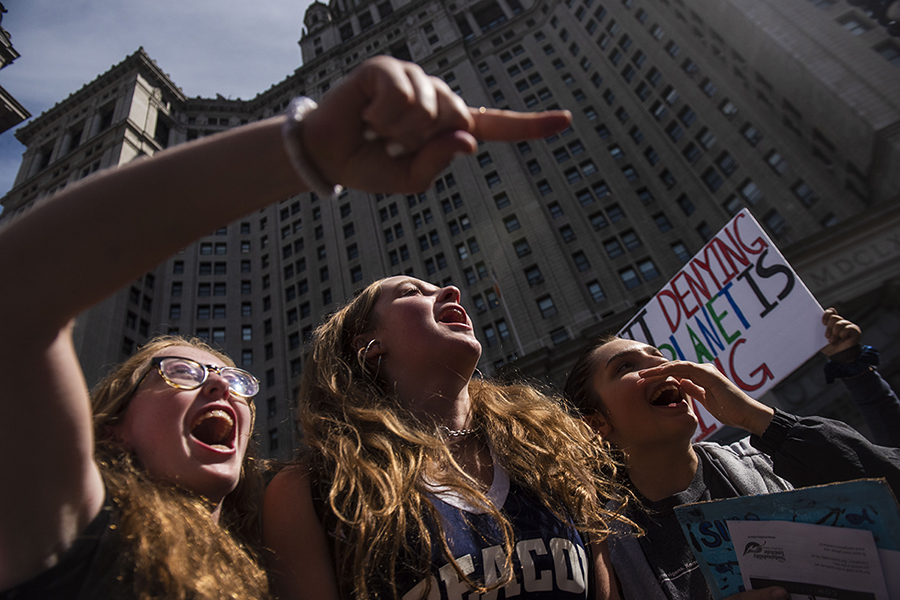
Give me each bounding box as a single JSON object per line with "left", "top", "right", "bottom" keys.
{"left": 0, "top": 56, "right": 570, "bottom": 590}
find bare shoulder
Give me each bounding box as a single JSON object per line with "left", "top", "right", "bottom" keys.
{"left": 263, "top": 461, "right": 340, "bottom": 600}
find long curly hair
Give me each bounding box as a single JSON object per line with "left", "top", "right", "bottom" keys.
{"left": 298, "top": 280, "right": 632, "bottom": 600}
{"left": 91, "top": 336, "right": 269, "bottom": 600}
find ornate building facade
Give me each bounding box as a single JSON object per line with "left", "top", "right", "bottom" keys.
{"left": 2, "top": 0, "right": 898, "bottom": 457}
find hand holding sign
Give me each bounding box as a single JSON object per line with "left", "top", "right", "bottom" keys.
{"left": 638, "top": 360, "right": 775, "bottom": 437}
{"left": 821, "top": 307, "right": 862, "bottom": 356}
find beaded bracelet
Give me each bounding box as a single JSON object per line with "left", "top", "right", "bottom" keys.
{"left": 282, "top": 97, "right": 343, "bottom": 201}
{"left": 824, "top": 345, "right": 880, "bottom": 384}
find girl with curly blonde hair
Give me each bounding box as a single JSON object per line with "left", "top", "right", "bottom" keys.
{"left": 0, "top": 56, "right": 572, "bottom": 599}
{"left": 264, "top": 276, "right": 633, "bottom": 600}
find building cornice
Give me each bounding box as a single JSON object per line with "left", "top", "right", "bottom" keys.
{"left": 15, "top": 47, "right": 186, "bottom": 145}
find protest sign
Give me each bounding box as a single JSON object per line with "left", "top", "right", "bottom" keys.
{"left": 617, "top": 209, "right": 825, "bottom": 441}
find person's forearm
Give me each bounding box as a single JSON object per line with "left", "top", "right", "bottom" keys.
{"left": 843, "top": 369, "right": 900, "bottom": 447}
{"left": 751, "top": 409, "right": 900, "bottom": 494}
{"left": 0, "top": 116, "right": 304, "bottom": 344}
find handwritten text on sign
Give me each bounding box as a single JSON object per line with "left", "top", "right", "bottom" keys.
{"left": 617, "top": 210, "right": 824, "bottom": 440}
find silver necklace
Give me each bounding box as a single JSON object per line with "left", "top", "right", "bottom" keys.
{"left": 438, "top": 425, "right": 479, "bottom": 438}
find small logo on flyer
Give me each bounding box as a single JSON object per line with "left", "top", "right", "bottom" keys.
{"left": 742, "top": 540, "right": 786, "bottom": 562}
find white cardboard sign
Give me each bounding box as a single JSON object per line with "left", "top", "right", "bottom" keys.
{"left": 617, "top": 209, "right": 825, "bottom": 441}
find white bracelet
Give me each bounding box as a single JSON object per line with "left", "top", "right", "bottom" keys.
{"left": 282, "top": 97, "right": 343, "bottom": 201}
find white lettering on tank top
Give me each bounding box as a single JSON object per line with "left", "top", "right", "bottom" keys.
{"left": 404, "top": 537, "right": 586, "bottom": 599}
{"left": 550, "top": 538, "right": 587, "bottom": 594}
{"left": 479, "top": 544, "right": 522, "bottom": 599}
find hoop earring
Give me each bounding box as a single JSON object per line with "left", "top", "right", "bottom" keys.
{"left": 358, "top": 339, "right": 383, "bottom": 379}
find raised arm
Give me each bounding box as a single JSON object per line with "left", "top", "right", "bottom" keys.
{"left": 821, "top": 307, "right": 900, "bottom": 447}
{"left": 0, "top": 55, "right": 570, "bottom": 590}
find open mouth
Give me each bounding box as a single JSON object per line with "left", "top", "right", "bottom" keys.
{"left": 649, "top": 383, "right": 685, "bottom": 407}
{"left": 438, "top": 306, "right": 468, "bottom": 325}
{"left": 190, "top": 408, "right": 235, "bottom": 451}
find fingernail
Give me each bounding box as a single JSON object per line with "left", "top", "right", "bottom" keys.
{"left": 386, "top": 142, "right": 407, "bottom": 158}
{"left": 771, "top": 588, "right": 789, "bottom": 600}
{"left": 362, "top": 127, "right": 379, "bottom": 141}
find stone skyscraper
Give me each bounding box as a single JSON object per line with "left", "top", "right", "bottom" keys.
{"left": 3, "top": 0, "right": 898, "bottom": 457}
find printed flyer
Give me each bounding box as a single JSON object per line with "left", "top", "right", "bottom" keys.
{"left": 673, "top": 479, "right": 900, "bottom": 599}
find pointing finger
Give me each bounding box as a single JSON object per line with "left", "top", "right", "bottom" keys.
{"left": 470, "top": 107, "right": 572, "bottom": 141}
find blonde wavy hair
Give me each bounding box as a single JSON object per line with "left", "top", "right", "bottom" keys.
{"left": 298, "top": 279, "right": 632, "bottom": 600}
{"left": 91, "top": 336, "right": 269, "bottom": 600}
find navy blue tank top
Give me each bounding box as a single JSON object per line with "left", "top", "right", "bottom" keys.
{"left": 397, "top": 464, "right": 591, "bottom": 600}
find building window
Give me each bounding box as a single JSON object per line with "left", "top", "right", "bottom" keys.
{"left": 764, "top": 209, "right": 788, "bottom": 236}
{"left": 622, "top": 230, "right": 641, "bottom": 250}
{"left": 716, "top": 152, "right": 739, "bottom": 176}
{"left": 672, "top": 242, "right": 691, "bottom": 263}
{"left": 525, "top": 265, "right": 544, "bottom": 286}
{"left": 503, "top": 215, "right": 521, "bottom": 232}
{"left": 696, "top": 128, "right": 717, "bottom": 150}
{"left": 665, "top": 122, "right": 684, "bottom": 142}
{"left": 837, "top": 13, "right": 872, "bottom": 35}
{"left": 550, "top": 328, "right": 569, "bottom": 345}
{"left": 638, "top": 259, "right": 659, "bottom": 281}
{"left": 723, "top": 195, "right": 743, "bottom": 216}
{"left": 604, "top": 238, "right": 625, "bottom": 259}
{"left": 619, "top": 267, "right": 640, "bottom": 289}
{"left": 792, "top": 180, "right": 818, "bottom": 206}
{"left": 514, "top": 238, "right": 532, "bottom": 257}
{"left": 682, "top": 143, "right": 701, "bottom": 164}
{"left": 587, "top": 280, "right": 605, "bottom": 302}
{"left": 590, "top": 212, "right": 609, "bottom": 230}
{"left": 740, "top": 179, "right": 763, "bottom": 204}
{"left": 654, "top": 213, "right": 673, "bottom": 232}
{"left": 607, "top": 204, "right": 625, "bottom": 222}
{"left": 741, "top": 123, "right": 763, "bottom": 146}
{"left": 876, "top": 41, "right": 900, "bottom": 66}
{"left": 766, "top": 150, "right": 789, "bottom": 174}
{"left": 573, "top": 251, "right": 591, "bottom": 271}
{"left": 537, "top": 296, "right": 557, "bottom": 318}
{"left": 702, "top": 168, "right": 724, "bottom": 192}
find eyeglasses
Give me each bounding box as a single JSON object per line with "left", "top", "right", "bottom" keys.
{"left": 140, "top": 356, "right": 260, "bottom": 399}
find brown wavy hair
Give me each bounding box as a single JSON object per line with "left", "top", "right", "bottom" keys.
{"left": 91, "top": 336, "right": 269, "bottom": 600}
{"left": 563, "top": 333, "right": 619, "bottom": 419}
{"left": 298, "top": 280, "right": 632, "bottom": 600}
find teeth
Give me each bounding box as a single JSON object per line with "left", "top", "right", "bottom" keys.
{"left": 650, "top": 384, "right": 682, "bottom": 406}
{"left": 194, "top": 409, "right": 233, "bottom": 428}
{"left": 190, "top": 409, "right": 235, "bottom": 448}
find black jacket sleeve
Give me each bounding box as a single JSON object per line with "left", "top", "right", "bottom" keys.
{"left": 843, "top": 368, "right": 900, "bottom": 448}
{"left": 749, "top": 409, "right": 900, "bottom": 497}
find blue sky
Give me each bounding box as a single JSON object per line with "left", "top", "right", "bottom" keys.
{"left": 0, "top": 0, "right": 317, "bottom": 198}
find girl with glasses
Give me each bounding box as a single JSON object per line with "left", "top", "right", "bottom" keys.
{"left": 0, "top": 57, "right": 571, "bottom": 599}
